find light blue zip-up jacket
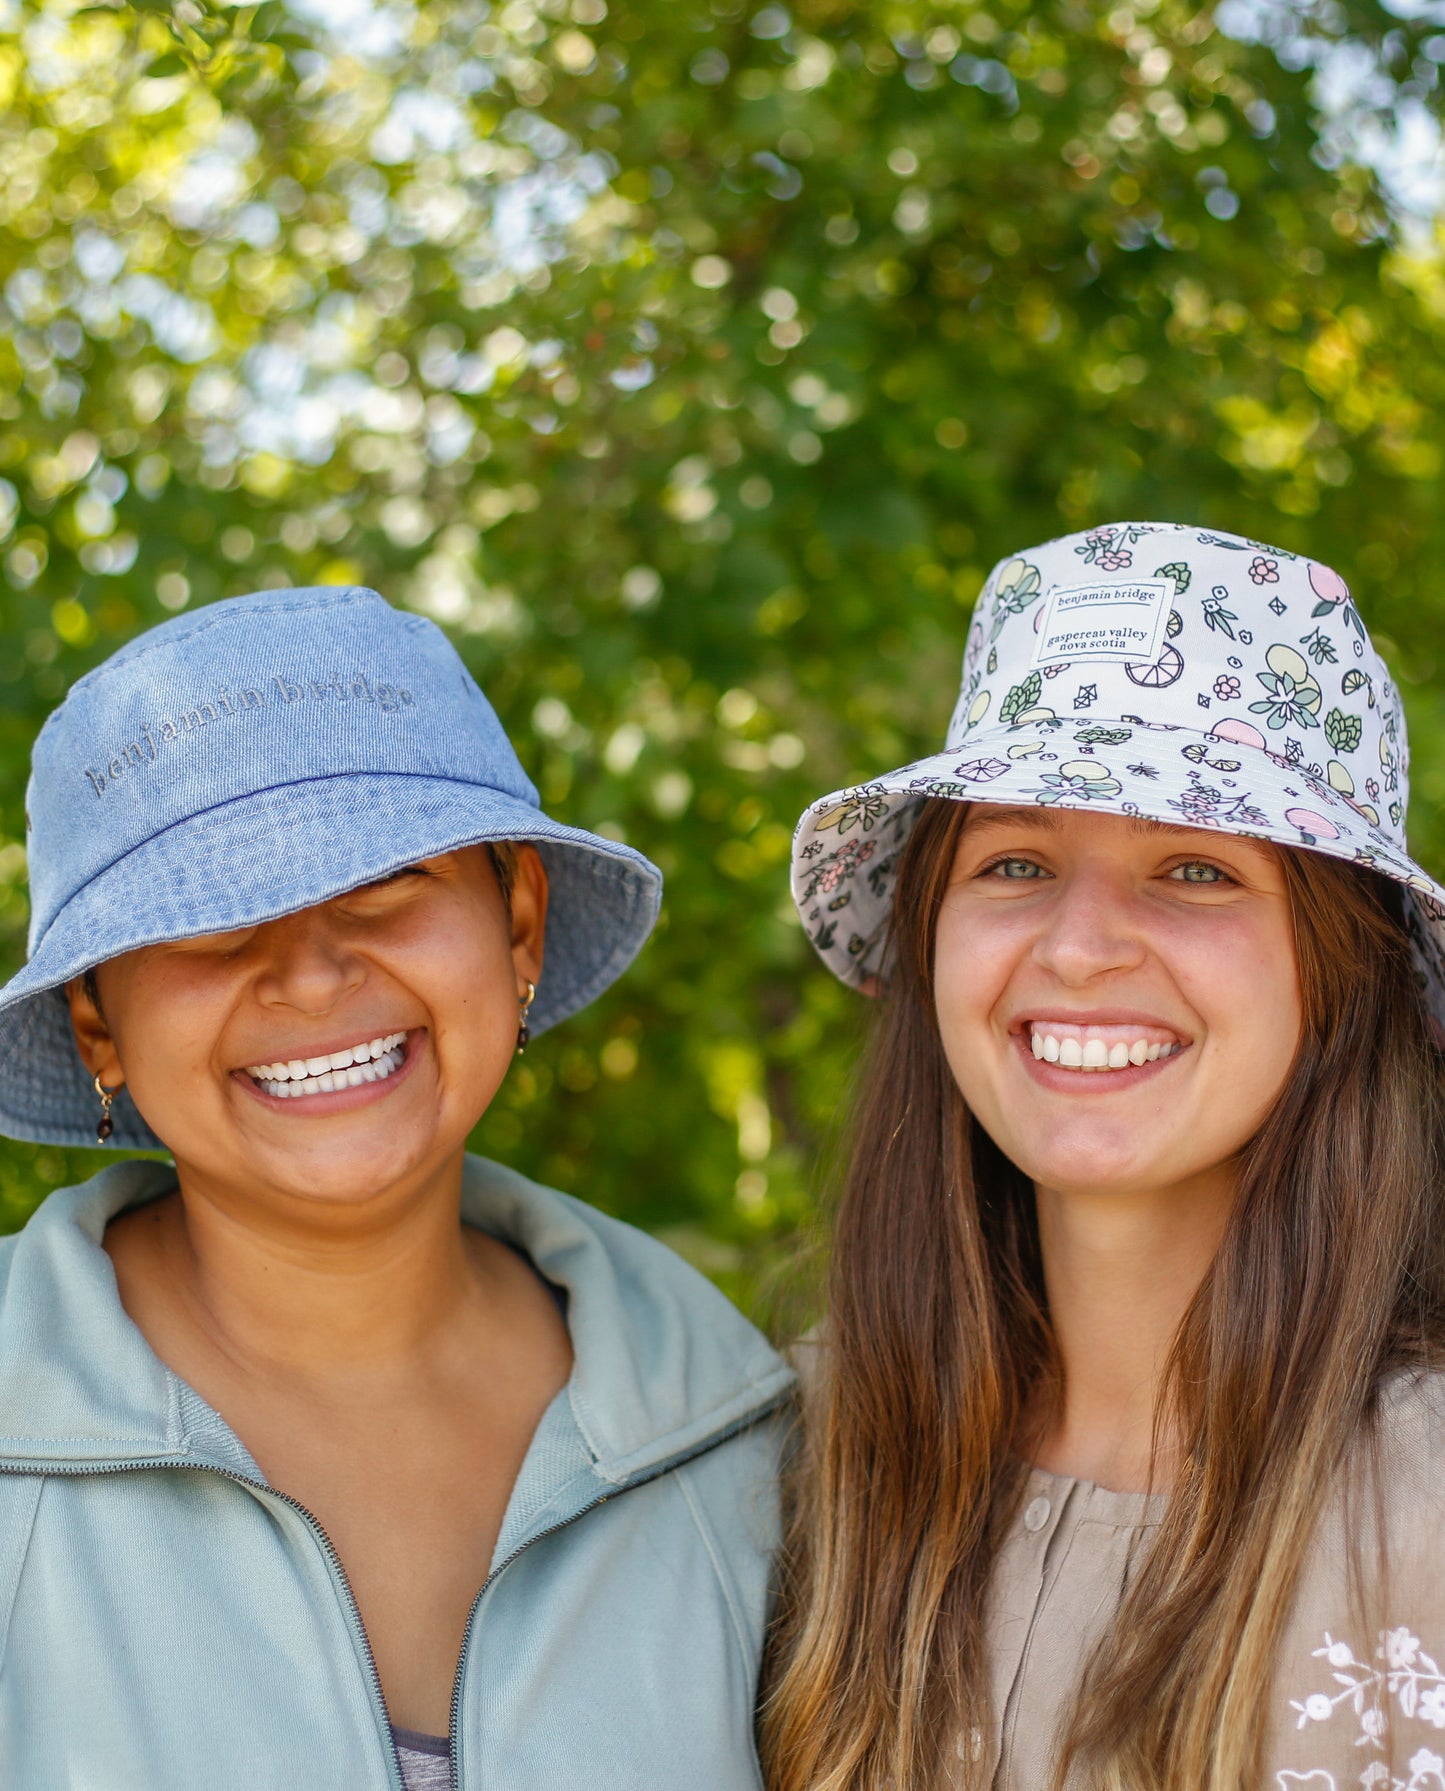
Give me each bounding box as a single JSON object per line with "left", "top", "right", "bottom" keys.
{"left": 0, "top": 1155, "right": 795, "bottom": 1790}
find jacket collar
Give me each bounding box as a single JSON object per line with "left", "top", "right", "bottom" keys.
{"left": 0, "top": 1157, "right": 793, "bottom": 1480}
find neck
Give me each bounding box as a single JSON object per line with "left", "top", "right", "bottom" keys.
{"left": 1030, "top": 1165, "right": 1237, "bottom": 1493}
{"left": 123, "top": 1152, "right": 487, "bottom": 1383}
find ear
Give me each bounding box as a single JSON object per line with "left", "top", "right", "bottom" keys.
{"left": 507, "top": 845, "right": 549, "bottom": 995}
{"left": 65, "top": 974, "right": 124, "bottom": 1090}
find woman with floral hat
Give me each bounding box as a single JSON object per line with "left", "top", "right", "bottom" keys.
{"left": 0, "top": 585, "right": 792, "bottom": 1790}
{"left": 763, "top": 524, "right": 1445, "bottom": 1791}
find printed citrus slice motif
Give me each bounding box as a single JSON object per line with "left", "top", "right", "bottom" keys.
{"left": 1125, "top": 642, "right": 1184, "bottom": 687}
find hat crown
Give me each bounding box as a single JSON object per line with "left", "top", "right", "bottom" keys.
{"left": 945, "top": 522, "right": 1408, "bottom": 851}
{"left": 27, "top": 586, "right": 536, "bottom": 953}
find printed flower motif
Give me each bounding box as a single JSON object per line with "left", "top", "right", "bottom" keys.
{"left": 807, "top": 837, "right": 877, "bottom": 901}
{"left": 1214, "top": 675, "right": 1242, "bottom": 700}
{"left": 1249, "top": 644, "right": 1323, "bottom": 731}
{"left": 1203, "top": 586, "right": 1239, "bottom": 638}
{"left": 1249, "top": 555, "right": 1280, "bottom": 583}
{"left": 1030, "top": 761, "right": 1123, "bottom": 805}
{"left": 1291, "top": 1626, "right": 1445, "bottom": 1779}
{"left": 1075, "top": 528, "right": 1132, "bottom": 570}
{"left": 1127, "top": 763, "right": 1160, "bottom": 778}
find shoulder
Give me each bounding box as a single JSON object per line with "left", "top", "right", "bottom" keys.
{"left": 1269, "top": 1373, "right": 1445, "bottom": 1770}
{"left": 1368, "top": 1366, "right": 1445, "bottom": 1504}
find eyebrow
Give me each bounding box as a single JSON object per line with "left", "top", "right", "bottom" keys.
{"left": 961, "top": 806, "right": 1195, "bottom": 842}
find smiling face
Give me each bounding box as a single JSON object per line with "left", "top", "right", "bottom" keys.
{"left": 933, "top": 806, "right": 1304, "bottom": 1203}
{"left": 67, "top": 846, "right": 546, "bottom": 1219}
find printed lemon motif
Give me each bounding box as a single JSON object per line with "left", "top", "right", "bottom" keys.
{"left": 967, "top": 689, "right": 991, "bottom": 728}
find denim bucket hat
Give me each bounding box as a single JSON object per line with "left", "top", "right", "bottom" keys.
{"left": 791, "top": 521, "right": 1445, "bottom": 1029}
{"left": 0, "top": 585, "right": 662, "bottom": 1150}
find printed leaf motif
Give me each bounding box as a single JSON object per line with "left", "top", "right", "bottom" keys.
{"left": 1073, "top": 727, "right": 1132, "bottom": 745}
{"left": 1000, "top": 671, "right": 1043, "bottom": 724}
{"left": 1324, "top": 708, "right": 1363, "bottom": 753}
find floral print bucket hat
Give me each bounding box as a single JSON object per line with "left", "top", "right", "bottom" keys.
{"left": 791, "top": 521, "right": 1445, "bottom": 1030}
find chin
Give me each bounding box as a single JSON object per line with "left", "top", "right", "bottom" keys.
{"left": 1008, "top": 1136, "right": 1171, "bottom": 1198}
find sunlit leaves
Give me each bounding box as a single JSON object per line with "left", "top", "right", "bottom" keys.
{"left": 5, "top": 0, "right": 1445, "bottom": 1313}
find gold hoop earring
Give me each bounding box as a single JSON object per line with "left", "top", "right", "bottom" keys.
{"left": 516, "top": 981, "right": 536, "bottom": 1056}
{"left": 93, "top": 1073, "right": 118, "bottom": 1143}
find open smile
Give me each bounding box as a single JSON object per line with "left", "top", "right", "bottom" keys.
{"left": 1017, "top": 1019, "right": 1191, "bottom": 1081}
{"left": 238, "top": 1030, "right": 416, "bottom": 1103}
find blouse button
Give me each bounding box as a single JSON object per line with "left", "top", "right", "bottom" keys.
{"left": 1023, "top": 1495, "right": 1052, "bottom": 1533}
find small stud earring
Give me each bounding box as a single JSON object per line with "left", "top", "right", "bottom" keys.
{"left": 516, "top": 981, "right": 536, "bottom": 1056}
{"left": 93, "top": 1073, "right": 118, "bottom": 1143}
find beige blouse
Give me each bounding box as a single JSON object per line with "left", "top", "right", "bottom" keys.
{"left": 978, "top": 1372, "right": 1445, "bottom": 1790}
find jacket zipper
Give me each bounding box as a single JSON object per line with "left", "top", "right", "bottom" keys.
{"left": 0, "top": 1457, "right": 406, "bottom": 1790}
{"left": 443, "top": 1399, "right": 788, "bottom": 1791}
{"left": 0, "top": 1392, "right": 788, "bottom": 1791}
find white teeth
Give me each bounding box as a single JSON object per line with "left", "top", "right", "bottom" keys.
{"left": 247, "top": 1032, "right": 409, "bottom": 1100}
{"left": 1030, "top": 1026, "right": 1183, "bottom": 1074}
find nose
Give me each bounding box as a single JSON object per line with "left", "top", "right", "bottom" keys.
{"left": 1030, "top": 859, "right": 1148, "bottom": 987}
{"left": 251, "top": 910, "right": 366, "bottom": 1016}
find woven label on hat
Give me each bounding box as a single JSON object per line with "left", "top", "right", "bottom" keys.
{"left": 1030, "top": 578, "right": 1171, "bottom": 668}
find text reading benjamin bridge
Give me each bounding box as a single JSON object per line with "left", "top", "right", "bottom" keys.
{"left": 83, "top": 673, "right": 417, "bottom": 797}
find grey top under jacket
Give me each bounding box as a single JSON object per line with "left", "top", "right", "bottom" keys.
{"left": 0, "top": 1153, "right": 794, "bottom": 1790}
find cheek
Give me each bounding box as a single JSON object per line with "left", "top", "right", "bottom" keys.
{"left": 931, "top": 897, "right": 1020, "bottom": 1078}
{"left": 1173, "top": 909, "right": 1303, "bottom": 1095}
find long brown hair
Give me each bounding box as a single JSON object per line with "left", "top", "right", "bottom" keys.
{"left": 762, "top": 798, "right": 1445, "bottom": 1791}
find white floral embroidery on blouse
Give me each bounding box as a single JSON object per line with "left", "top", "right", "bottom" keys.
{"left": 1285, "top": 1629, "right": 1445, "bottom": 1789}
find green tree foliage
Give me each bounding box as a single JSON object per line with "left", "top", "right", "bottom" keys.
{"left": 4, "top": 0, "right": 1445, "bottom": 1310}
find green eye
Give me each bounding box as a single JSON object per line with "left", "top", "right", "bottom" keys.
{"left": 992, "top": 857, "right": 1046, "bottom": 880}
{"left": 1174, "top": 861, "right": 1225, "bottom": 883}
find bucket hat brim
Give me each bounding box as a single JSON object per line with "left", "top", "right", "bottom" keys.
{"left": 0, "top": 772, "right": 661, "bottom": 1151}
{"left": 792, "top": 719, "right": 1445, "bottom": 1030}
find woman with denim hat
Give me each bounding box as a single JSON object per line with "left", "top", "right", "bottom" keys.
{"left": 763, "top": 524, "right": 1445, "bottom": 1791}
{"left": 0, "top": 585, "right": 793, "bottom": 1791}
